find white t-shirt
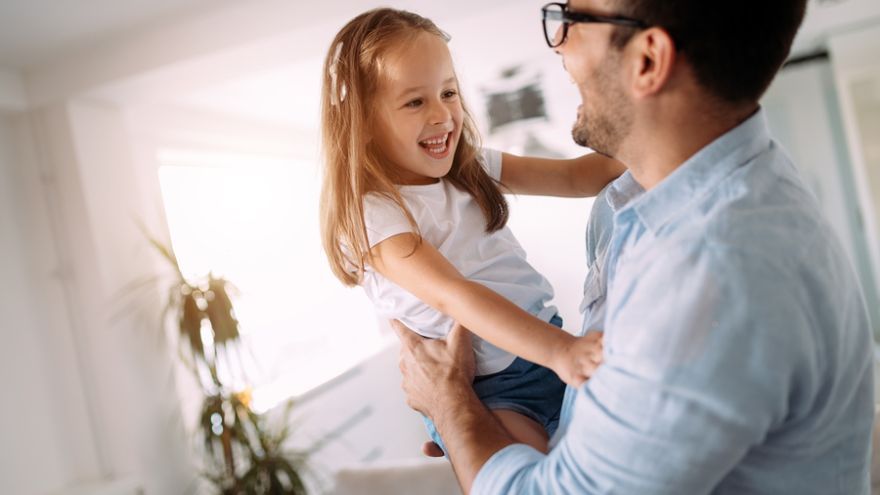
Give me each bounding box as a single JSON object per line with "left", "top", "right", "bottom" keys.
{"left": 360, "top": 148, "right": 557, "bottom": 375}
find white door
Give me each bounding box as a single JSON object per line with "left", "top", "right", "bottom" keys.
{"left": 762, "top": 53, "right": 880, "bottom": 339}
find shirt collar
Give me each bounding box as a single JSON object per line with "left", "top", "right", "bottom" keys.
{"left": 614, "top": 108, "right": 772, "bottom": 234}
{"left": 606, "top": 170, "right": 644, "bottom": 212}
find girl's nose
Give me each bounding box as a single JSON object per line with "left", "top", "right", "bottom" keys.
{"left": 427, "top": 99, "right": 451, "bottom": 125}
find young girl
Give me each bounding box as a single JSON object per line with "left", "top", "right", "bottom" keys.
{"left": 319, "top": 8, "right": 623, "bottom": 455}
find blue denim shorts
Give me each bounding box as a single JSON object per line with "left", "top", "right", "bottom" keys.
{"left": 422, "top": 315, "right": 566, "bottom": 455}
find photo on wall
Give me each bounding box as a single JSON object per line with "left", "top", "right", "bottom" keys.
{"left": 474, "top": 57, "right": 591, "bottom": 160}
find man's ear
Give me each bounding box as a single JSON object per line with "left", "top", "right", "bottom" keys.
{"left": 628, "top": 27, "right": 676, "bottom": 99}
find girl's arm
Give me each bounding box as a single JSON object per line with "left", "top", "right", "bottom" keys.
{"left": 500, "top": 151, "right": 625, "bottom": 197}
{"left": 370, "top": 233, "right": 600, "bottom": 384}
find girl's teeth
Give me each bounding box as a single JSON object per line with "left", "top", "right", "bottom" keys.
{"left": 421, "top": 134, "right": 449, "bottom": 154}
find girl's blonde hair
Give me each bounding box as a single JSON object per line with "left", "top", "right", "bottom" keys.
{"left": 320, "top": 8, "right": 510, "bottom": 286}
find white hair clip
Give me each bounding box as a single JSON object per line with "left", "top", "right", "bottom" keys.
{"left": 329, "top": 42, "right": 347, "bottom": 106}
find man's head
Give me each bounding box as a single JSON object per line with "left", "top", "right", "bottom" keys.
{"left": 607, "top": 0, "right": 808, "bottom": 104}
{"left": 551, "top": 0, "right": 807, "bottom": 157}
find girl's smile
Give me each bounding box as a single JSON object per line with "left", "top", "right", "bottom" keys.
{"left": 418, "top": 131, "right": 454, "bottom": 159}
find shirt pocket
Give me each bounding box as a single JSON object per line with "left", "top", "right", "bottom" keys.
{"left": 579, "top": 260, "right": 606, "bottom": 317}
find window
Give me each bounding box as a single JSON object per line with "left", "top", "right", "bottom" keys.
{"left": 157, "top": 148, "right": 391, "bottom": 413}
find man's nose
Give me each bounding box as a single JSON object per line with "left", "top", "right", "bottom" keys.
{"left": 554, "top": 33, "right": 567, "bottom": 56}
{"left": 553, "top": 24, "right": 565, "bottom": 51}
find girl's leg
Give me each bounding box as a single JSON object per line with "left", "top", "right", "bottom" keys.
{"left": 490, "top": 409, "right": 549, "bottom": 453}
{"left": 420, "top": 409, "right": 549, "bottom": 457}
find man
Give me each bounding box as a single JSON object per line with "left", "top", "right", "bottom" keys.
{"left": 394, "top": 0, "right": 875, "bottom": 493}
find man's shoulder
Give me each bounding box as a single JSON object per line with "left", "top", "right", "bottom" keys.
{"left": 680, "top": 154, "right": 834, "bottom": 271}
{"left": 628, "top": 193, "right": 846, "bottom": 303}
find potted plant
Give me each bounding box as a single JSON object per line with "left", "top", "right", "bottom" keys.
{"left": 145, "top": 236, "right": 310, "bottom": 494}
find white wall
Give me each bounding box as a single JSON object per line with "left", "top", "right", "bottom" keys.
{"left": 0, "top": 113, "right": 102, "bottom": 493}
{"left": 830, "top": 24, "right": 880, "bottom": 320}
{"left": 281, "top": 342, "right": 447, "bottom": 492}
{"left": 763, "top": 61, "right": 880, "bottom": 333}
{"left": 67, "top": 100, "right": 196, "bottom": 493}
{"left": 0, "top": 67, "right": 27, "bottom": 112}
{"left": 0, "top": 102, "right": 197, "bottom": 494}
{"left": 793, "top": 0, "right": 880, "bottom": 54}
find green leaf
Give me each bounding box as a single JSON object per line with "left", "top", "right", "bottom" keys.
{"left": 204, "top": 277, "right": 241, "bottom": 344}
{"left": 180, "top": 292, "right": 206, "bottom": 360}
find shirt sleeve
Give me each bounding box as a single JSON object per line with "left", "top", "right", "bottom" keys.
{"left": 480, "top": 148, "right": 503, "bottom": 181}
{"left": 362, "top": 193, "right": 415, "bottom": 248}
{"left": 472, "top": 241, "right": 805, "bottom": 494}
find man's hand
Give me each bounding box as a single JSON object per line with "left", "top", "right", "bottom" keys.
{"left": 392, "top": 320, "right": 476, "bottom": 418}
{"left": 550, "top": 331, "right": 604, "bottom": 387}
{"left": 394, "top": 321, "right": 526, "bottom": 492}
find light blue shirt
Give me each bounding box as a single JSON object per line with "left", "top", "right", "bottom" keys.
{"left": 547, "top": 182, "right": 616, "bottom": 449}
{"left": 473, "top": 110, "right": 875, "bottom": 494}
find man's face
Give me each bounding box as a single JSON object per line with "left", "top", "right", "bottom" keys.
{"left": 557, "top": 0, "right": 634, "bottom": 157}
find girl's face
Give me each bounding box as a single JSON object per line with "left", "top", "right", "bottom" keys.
{"left": 373, "top": 32, "right": 464, "bottom": 185}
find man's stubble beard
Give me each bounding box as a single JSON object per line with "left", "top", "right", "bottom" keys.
{"left": 571, "top": 56, "right": 632, "bottom": 158}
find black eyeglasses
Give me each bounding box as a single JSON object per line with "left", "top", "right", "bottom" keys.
{"left": 541, "top": 2, "right": 647, "bottom": 48}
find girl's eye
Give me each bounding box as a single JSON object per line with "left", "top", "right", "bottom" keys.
{"left": 443, "top": 90, "right": 458, "bottom": 99}
{"left": 405, "top": 99, "right": 423, "bottom": 108}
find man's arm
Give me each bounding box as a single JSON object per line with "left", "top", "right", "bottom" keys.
{"left": 471, "top": 242, "right": 807, "bottom": 494}
{"left": 392, "top": 322, "right": 518, "bottom": 493}
{"left": 398, "top": 241, "right": 804, "bottom": 494}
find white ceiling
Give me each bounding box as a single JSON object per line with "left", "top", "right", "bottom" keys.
{"left": 0, "top": 0, "right": 515, "bottom": 121}
{"left": 0, "top": 0, "right": 228, "bottom": 68}
{"left": 3, "top": 0, "right": 879, "bottom": 129}
{"left": 171, "top": 57, "right": 326, "bottom": 129}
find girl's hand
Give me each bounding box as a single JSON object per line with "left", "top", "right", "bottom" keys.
{"left": 551, "top": 331, "right": 604, "bottom": 387}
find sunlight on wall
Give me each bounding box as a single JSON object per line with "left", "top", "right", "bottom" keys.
{"left": 157, "top": 149, "right": 392, "bottom": 413}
